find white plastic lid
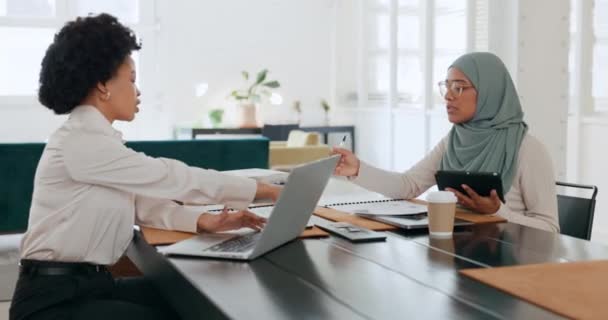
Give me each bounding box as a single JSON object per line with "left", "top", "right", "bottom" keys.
{"left": 426, "top": 191, "right": 457, "bottom": 203}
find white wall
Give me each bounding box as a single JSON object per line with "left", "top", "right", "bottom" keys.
{"left": 157, "top": 0, "right": 338, "bottom": 131}
{"left": 504, "top": 0, "right": 608, "bottom": 244}
{"left": 579, "top": 121, "right": 608, "bottom": 242}
{"left": 487, "top": 0, "right": 608, "bottom": 244}
{"left": 0, "top": 0, "right": 342, "bottom": 142}
{"left": 515, "top": 0, "right": 569, "bottom": 181}
{"left": 0, "top": 103, "right": 66, "bottom": 142}
{"left": 487, "top": 0, "right": 569, "bottom": 181}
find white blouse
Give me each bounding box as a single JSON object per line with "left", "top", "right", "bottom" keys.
{"left": 351, "top": 134, "right": 559, "bottom": 232}
{"left": 21, "top": 105, "right": 257, "bottom": 265}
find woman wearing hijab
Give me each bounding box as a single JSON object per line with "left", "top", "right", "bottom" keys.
{"left": 333, "top": 52, "right": 559, "bottom": 232}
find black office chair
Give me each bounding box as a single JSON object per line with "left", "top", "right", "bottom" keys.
{"left": 261, "top": 124, "right": 300, "bottom": 141}
{"left": 555, "top": 181, "right": 598, "bottom": 240}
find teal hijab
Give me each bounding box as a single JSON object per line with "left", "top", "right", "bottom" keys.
{"left": 440, "top": 52, "right": 527, "bottom": 193}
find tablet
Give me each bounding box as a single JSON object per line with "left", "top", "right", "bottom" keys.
{"left": 435, "top": 170, "right": 505, "bottom": 203}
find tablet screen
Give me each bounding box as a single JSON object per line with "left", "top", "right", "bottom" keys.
{"left": 435, "top": 170, "right": 505, "bottom": 203}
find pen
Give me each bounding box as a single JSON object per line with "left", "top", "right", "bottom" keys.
{"left": 338, "top": 135, "right": 347, "bottom": 147}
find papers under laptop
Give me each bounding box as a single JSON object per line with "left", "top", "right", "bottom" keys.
{"left": 327, "top": 199, "right": 427, "bottom": 216}
{"left": 358, "top": 213, "right": 471, "bottom": 230}
{"left": 161, "top": 155, "right": 340, "bottom": 260}
{"left": 324, "top": 197, "right": 470, "bottom": 230}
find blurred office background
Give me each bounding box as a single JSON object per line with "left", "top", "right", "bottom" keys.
{"left": 0, "top": 0, "right": 607, "bottom": 243}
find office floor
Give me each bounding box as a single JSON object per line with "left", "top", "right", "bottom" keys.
{"left": 0, "top": 302, "right": 8, "bottom": 320}
{"left": 594, "top": 231, "right": 608, "bottom": 246}
{"left": 0, "top": 234, "right": 21, "bottom": 320}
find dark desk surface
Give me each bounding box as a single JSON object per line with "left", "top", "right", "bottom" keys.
{"left": 127, "top": 223, "right": 608, "bottom": 320}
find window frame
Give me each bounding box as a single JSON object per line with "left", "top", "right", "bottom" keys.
{"left": 569, "top": 0, "right": 608, "bottom": 116}
{"left": 356, "top": 0, "right": 480, "bottom": 169}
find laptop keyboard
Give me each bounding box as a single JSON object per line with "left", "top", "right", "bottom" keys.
{"left": 206, "top": 233, "right": 262, "bottom": 253}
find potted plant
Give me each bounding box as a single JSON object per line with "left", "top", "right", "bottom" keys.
{"left": 230, "top": 69, "right": 280, "bottom": 128}
{"left": 208, "top": 108, "right": 224, "bottom": 128}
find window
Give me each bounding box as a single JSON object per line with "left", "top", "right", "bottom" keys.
{"left": 0, "top": 0, "right": 155, "bottom": 99}
{"left": 0, "top": 0, "right": 56, "bottom": 18}
{"left": 355, "top": 0, "right": 486, "bottom": 170}
{"left": 74, "top": 0, "right": 139, "bottom": 24}
{"left": 0, "top": 27, "right": 55, "bottom": 95}
{"left": 433, "top": 0, "right": 467, "bottom": 107}
{"left": 363, "top": 0, "right": 478, "bottom": 109}
{"left": 592, "top": 0, "right": 608, "bottom": 111}
{"left": 569, "top": 0, "right": 608, "bottom": 113}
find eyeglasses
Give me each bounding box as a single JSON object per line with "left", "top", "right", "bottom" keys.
{"left": 437, "top": 80, "right": 474, "bottom": 97}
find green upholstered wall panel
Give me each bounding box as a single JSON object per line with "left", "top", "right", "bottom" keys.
{"left": 0, "top": 138, "right": 269, "bottom": 232}
{"left": 0, "top": 143, "right": 45, "bottom": 233}
{"left": 125, "top": 138, "right": 269, "bottom": 171}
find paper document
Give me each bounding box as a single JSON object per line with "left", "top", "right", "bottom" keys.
{"left": 329, "top": 200, "right": 427, "bottom": 216}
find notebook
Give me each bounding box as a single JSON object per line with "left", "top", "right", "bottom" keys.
{"left": 325, "top": 198, "right": 427, "bottom": 216}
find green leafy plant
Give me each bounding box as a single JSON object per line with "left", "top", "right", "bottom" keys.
{"left": 320, "top": 99, "right": 331, "bottom": 112}
{"left": 230, "top": 69, "right": 280, "bottom": 104}
{"left": 208, "top": 108, "right": 224, "bottom": 128}
{"left": 293, "top": 100, "right": 301, "bottom": 114}
{"left": 320, "top": 99, "right": 331, "bottom": 125}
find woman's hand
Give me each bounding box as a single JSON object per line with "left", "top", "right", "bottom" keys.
{"left": 255, "top": 182, "right": 282, "bottom": 202}
{"left": 197, "top": 207, "right": 267, "bottom": 233}
{"left": 446, "top": 184, "right": 501, "bottom": 215}
{"left": 331, "top": 147, "right": 361, "bottom": 177}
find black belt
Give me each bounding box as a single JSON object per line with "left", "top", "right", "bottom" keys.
{"left": 19, "top": 259, "right": 108, "bottom": 276}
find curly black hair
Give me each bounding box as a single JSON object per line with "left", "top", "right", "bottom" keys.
{"left": 38, "top": 13, "right": 141, "bottom": 114}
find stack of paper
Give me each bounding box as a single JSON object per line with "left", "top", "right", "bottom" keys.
{"left": 331, "top": 200, "right": 427, "bottom": 216}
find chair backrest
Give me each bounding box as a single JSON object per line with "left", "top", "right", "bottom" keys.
{"left": 556, "top": 181, "right": 598, "bottom": 240}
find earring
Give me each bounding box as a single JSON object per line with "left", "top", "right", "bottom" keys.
{"left": 105, "top": 92, "right": 111, "bottom": 100}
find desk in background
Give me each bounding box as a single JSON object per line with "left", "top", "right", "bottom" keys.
{"left": 186, "top": 125, "right": 356, "bottom": 152}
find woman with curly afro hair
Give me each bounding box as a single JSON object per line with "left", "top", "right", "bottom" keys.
{"left": 11, "top": 13, "right": 281, "bottom": 320}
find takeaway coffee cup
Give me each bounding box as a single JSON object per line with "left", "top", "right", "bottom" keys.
{"left": 426, "top": 191, "right": 457, "bottom": 237}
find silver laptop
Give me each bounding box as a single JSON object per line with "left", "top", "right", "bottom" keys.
{"left": 360, "top": 214, "right": 472, "bottom": 229}
{"left": 161, "top": 155, "right": 340, "bottom": 260}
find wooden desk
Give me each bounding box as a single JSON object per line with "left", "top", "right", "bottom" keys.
{"left": 126, "top": 221, "right": 608, "bottom": 320}
{"left": 126, "top": 178, "right": 607, "bottom": 319}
